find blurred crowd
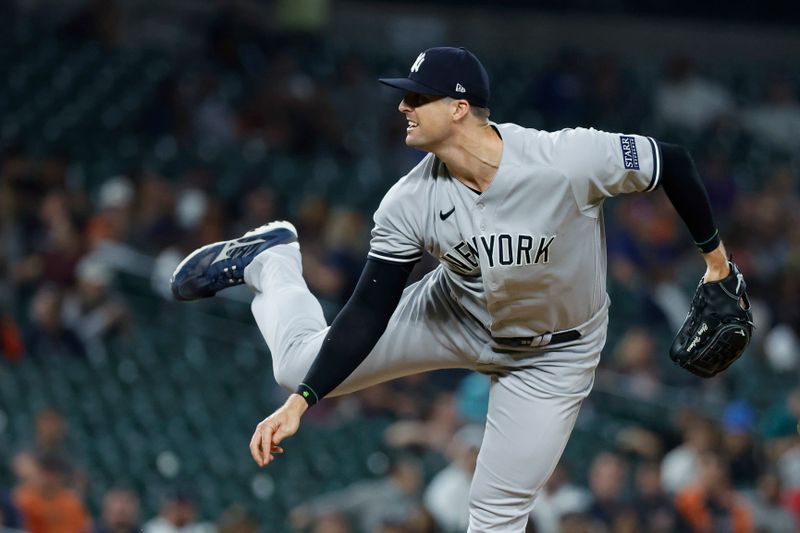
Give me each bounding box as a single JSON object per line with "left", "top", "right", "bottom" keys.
{"left": 2, "top": 388, "right": 800, "bottom": 532}
{"left": 0, "top": 406, "right": 246, "bottom": 533}
{"left": 1, "top": 1, "right": 800, "bottom": 532}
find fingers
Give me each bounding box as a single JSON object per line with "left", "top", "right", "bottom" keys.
{"left": 260, "top": 421, "right": 275, "bottom": 466}
{"left": 249, "top": 419, "right": 278, "bottom": 467}
{"left": 249, "top": 428, "right": 260, "bottom": 464}
{"left": 250, "top": 403, "right": 303, "bottom": 467}
{"left": 249, "top": 423, "right": 267, "bottom": 466}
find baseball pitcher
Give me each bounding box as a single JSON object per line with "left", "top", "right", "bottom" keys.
{"left": 171, "top": 47, "right": 753, "bottom": 532}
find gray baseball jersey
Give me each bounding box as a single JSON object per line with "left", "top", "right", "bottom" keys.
{"left": 368, "top": 122, "right": 662, "bottom": 339}
{"left": 246, "top": 121, "right": 663, "bottom": 532}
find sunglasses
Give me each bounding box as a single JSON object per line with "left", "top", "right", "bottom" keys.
{"left": 403, "top": 92, "right": 446, "bottom": 108}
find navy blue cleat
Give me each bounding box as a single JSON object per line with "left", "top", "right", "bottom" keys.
{"left": 170, "top": 221, "right": 298, "bottom": 301}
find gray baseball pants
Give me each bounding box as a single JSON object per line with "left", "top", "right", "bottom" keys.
{"left": 244, "top": 245, "right": 607, "bottom": 533}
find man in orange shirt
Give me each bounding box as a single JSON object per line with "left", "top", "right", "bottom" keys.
{"left": 13, "top": 454, "right": 90, "bottom": 533}
{"left": 675, "top": 451, "right": 753, "bottom": 533}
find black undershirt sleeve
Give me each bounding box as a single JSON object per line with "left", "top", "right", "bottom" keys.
{"left": 657, "top": 141, "right": 721, "bottom": 253}
{"left": 295, "top": 257, "right": 413, "bottom": 406}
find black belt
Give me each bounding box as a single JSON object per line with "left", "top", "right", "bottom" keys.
{"left": 493, "top": 329, "right": 582, "bottom": 348}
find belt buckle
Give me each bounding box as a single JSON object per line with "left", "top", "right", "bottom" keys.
{"left": 514, "top": 333, "right": 551, "bottom": 348}
{"left": 533, "top": 332, "right": 552, "bottom": 347}
{"left": 495, "top": 332, "right": 554, "bottom": 348}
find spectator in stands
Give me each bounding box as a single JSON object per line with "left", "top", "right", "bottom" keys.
{"left": 4, "top": 190, "right": 76, "bottom": 299}
{"left": 374, "top": 521, "right": 409, "bottom": 533}
{"left": 289, "top": 454, "right": 424, "bottom": 533}
{"left": 216, "top": 505, "right": 257, "bottom": 533}
{"left": 744, "top": 471, "right": 796, "bottom": 533}
{"left": 2, "top": 12, "right": 800, "bottom": 530}
{"left": 373, "top": 508, "right": 436, "bottom": 533}
{"left": 614, "top": 425, "right": 665, "bottom": 462}
{"left": 698, "top": 152, "right": 738, "bottom": 226}
{"left": 608, "top": 327, "right": 662, "bottom": 400}
{"left": 299, "top": 207, "right": 368, "bottom": 307}
{"left": 761, "top": 389, "right": 800, "bottom": 464}
{"left": 526, "top": 47, "right": 588, "bottom": 130}
{"left": 11, "top": 191, "right": 86, "bottom": 289}
{"left": 129, "top": 173, "right": 180, "bottom": 255}
{"left": 0, "top": 489, "right": 22, "bottom": 531}
{"left": 32, "top": 407, "right": 67, "bottom": 459}
{"left": 143, "top": 488, "right": 215, "bottom": 533}
{"left": 169, "top": 186, "right": 209, "bottom": 249}
{"left": 730, "top": 166, "right": 800, "bottom": 302}
{"left": 320, "top": 208, "right": 369, "bottom": 301}
{"left": 232, "top": 186, "right": 281, "bottom": 237}
{"left": 423, "top": 424, "right": 483, "bottom": 532}
{"left": 85, "top": 176, "right": 135, "bottom": 250}
{"left": 528, "top": 464, "right": 590, "bottom": 533}
{"left": 558, "top": 512, "right": 593, "bottom": 533}
{"left": 1, "top": 146, "right": 42, "bottom": 264}
{"left": 674, "top": 451, "right": 753, "bottom": 533}
{"left": 62, "top": 258, "right": 129, "bottom": 344}
{"left": 192, "top": 75, "right": 237, "bottom": 144}
{"left": 741, "top": 73, "right": 800, "bottom": 153}
{"left": 92, "top": 488, "right": 140, "bottom": 533}
{"left": 661, "top": 414, "right": 719, "bottom": 494}
{"left": 762, "top": 322, "right": 800, "bottom": 373}
{"left": 330, "top": 53, "right": 385, "bottom": 155}
{"left": 654, "top": 55, "right": 735, "bottom": 132}
{"left": 308, "top": 512, "right": 352, "bottom": 533}
{"left": 585, "top": 452, "right": 636, "bottom": 531}
{"left": 10, "top": 452, "right": 39, "bottom": 491}
{"left": 239, "top": 49, "right": 325, "bottom": 154}
{"left": 761, "top": 389, "right": 800, "bottom": 521}
{"left": 295, "top": 195, "right": 329, "bottom": 247}
{"left": 23, "top": 285, "right": 85, "bottom": 358}
{"left": 405, "top": 507, "right": 437, "bottom": 533}
{"left": 384, "top": 391, "right": 460, "bottom": 454}
{"left": 780, "top": 215, "right": 800, "bottom": 326}
{"left": 28, "top": 407, "right": 88, "bottom": 496}
{"left": 13, "top": 454, "right": 90, "bottom": 533}
{"left": 151, "top": 187, "right": 232, "bottom": 300}
{"left": 0, "top": 307, "right": 25, "bottom": 362}
{"left": 41, "top": 192, "right": 85, "bottom": 281}
{"left": 721, "top": 400, "right": 761, "bottom": 487}
{"left": 454, "top": 372, "right": 490, "bottom": 425}
{"left": 632, "top": 460, "right": 686, "bottom": 532}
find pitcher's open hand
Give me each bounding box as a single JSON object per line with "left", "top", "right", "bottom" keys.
{"left": 249, "top": 393, "right": 309, "bottom": 467}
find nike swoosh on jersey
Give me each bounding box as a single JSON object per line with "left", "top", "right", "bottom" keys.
{"left": 439, "top": 207, "right": 456, "bottom": 221}
{"left": 211, "top": 238, "right": 266, "bottom": 264}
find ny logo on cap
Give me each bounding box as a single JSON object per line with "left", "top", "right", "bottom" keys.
{"left": 410, "top": 52, "right": 426, "bottom": 73}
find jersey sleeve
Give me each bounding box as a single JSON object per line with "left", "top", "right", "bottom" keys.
{"left": 367, "top": 179, "right": 425, "bottom": 265}
{"left": 558, "top": 128, "right": 662, "bottom": 212}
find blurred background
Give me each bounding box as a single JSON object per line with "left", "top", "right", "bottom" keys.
{"left": 1, "top": 1, "right": 799, "bottom": 532}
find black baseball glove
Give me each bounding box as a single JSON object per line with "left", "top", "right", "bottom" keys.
{"left": 669, "top": 261, "right": 754, "bottom": 378}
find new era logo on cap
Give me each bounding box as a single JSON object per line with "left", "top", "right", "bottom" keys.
{"left": 378, "top": 46, "right": 490, "bottom": 108}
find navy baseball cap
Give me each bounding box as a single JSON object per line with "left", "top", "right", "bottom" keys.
{"left": 379, "top": 47, "right": 490, "bottom": 108}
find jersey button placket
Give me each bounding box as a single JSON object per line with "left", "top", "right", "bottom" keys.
{"left": 476, "top": 201, "right": 486, "bottom": 231}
